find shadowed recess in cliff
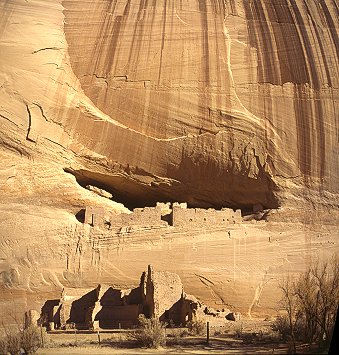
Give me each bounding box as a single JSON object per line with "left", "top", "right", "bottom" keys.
{"left": 64, "top": 159, "right": 279, "bottom": 211}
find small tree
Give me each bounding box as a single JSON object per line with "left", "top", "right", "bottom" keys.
{"left": 273, "top": 256, "right": 339, "bottom": 351}
{"left": 272, "top": 278, "right": 301, "bottom": 353}
{"left": 296, "top": 257, "right": 339, "bottom": 345}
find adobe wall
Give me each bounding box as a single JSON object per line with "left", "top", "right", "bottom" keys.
{"left": 141, "top": 265, "right": 183, "bottom": 319}
{"left": 172, "top": 204, "right": 242, "bottom": 228}
{"left": 95, "top": 304, "right": 142, "bottom": 329}
{"left": 84, "top": 202, "right": 242, "bottom": 231}
{"left": 109, "top": 203, "right": 168, "bottom": 228}
{"left": 84, "top": 206, "right": 105, "bottom": 228}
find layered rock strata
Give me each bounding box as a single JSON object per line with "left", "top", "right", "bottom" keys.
{"left": 0, "top": 0, "right": 338, "bottom": 326}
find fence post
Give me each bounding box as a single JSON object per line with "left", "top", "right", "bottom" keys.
{"left": 206, "top": 321, "right": 210, "bottom": 344}
{"left": 74, "top": 328, "right": 77, "bottom": 347}
{"left": 97, "top": 330, "right": 101, "bottom": 346}
{"left": 40, "top": 325, "right": 44, "bottom": 348}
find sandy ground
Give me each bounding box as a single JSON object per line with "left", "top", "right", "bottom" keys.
{"left": 36, "top": 339, "right": 288, "bottom": 355}
{"left": 35, "top": 320, "right": 292, "bottom": 355}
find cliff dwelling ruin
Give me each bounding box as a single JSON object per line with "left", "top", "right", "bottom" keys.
{"left": 39, "top": 265, "right": 233, "bottom": 331}
{"left": 81, "top": 202, "right": 242, "bottom": 233}
{"left": 64, "top": 167, "right": 279, "bottom": 211}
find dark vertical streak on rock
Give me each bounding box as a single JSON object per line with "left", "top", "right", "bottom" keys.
{"left": 288, "top": 1, "right": 325, "bottom": 179}
{"left": 242, "top": 0, "right": 328, "bottom": 182}
{"left": 265, "top": 1, "right": 291, "bottom": 85}
{"left": 252, "top": 0, "right": 278, "bottom": 83}
{"left": 294, "top": 85, "right": 311, "bottom": 181}
{"left": 302, "top": 2, "right": 329, "bottom": 176}
{"left": 244, "top": 0, "right": 319, "bottom": 87}
{"left": 198, "top": 0, "right": 210, "bottom": 86}
{"left": 157, "top": 0, "right": 168, "bottom": 85}
{"left": 127, "top": 0, "right": 147, "bottom": 74}
{"left": 146, "top": 0, "right": 157, "bottom": 65}
{"left": 306, "top": 5, "right": 332, "bottom": 87}
{"left": 314, "top": 95, "right": 325, "bottom": 180}
{"left": 123, "top": 0, "right": 131, "bottom": 16}
{"left": 103, "top": 16, "right": 122, "bottom": 75}
{"left": 289, "top": 0, "right": 320, "bottom": 89}
{"left": 243, "top": 0, "right": 256, "bottom": 47}
{"left": 319, "top": 0, "right": 339, "bottom": 61}
{"left": 229, "top": 0, "right": 237, "bottom": 16}
{"left": 90, "top": 0, "right": 118, "bottom": 76}
{"left": 275, "top": 0, "right": 308, "bottom": 85}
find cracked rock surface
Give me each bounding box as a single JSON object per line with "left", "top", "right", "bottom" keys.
{"left": 0, "top": 0, "right": 338, "bottom": 325}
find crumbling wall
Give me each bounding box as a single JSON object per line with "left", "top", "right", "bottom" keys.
{"left": 85, "top": 202, "right": 242, "bottom": 231}
{"left": 172, "top": 203, "right": 242, "bottom": 228}
{"left": 84, "top": 206, "right": 105, "bottom": 228}
{"left": 40, "top": 266, "right": 234, "bottom": 330}
{"left": 40, "top": 299, "right": 61, "bottom": 329}
{"left": 141, "top": 265, "right": 183, "bottom": 319}
{"left": 93, "top": 286, "right": 143, "bottom": 329}
{"left": 59, "top": 286, "right": 100, "bottom": 329}
{"left": 109, "top": 203, "right": 168, "bottom": 228}
{"left": 96, "top": 304, "right": 142, "bottom": 328}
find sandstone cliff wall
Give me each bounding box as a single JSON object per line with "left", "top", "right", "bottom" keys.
{"left": 1, "top": 0, "right": 338, "bottom": 210}
{"left": 0, "top": 0, "right": 338, "bottom": 326}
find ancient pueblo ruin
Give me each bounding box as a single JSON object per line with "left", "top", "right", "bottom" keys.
{"left": 0, "top": 0, "right": 338, "bottom": 352}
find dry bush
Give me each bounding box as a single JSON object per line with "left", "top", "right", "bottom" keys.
{"left": 20, "top": 325, "right": 46, "bottom": 354}
{"left": 273, "top": 256, "right": 339, "bottom": 352}
{"left": 0, "top": 322, "right": 46, "bottom": 354}
{"left": 213, "top": 329, "right": 221, "bottom": 336}
{"left": 187, "top": 319, "right": 206, "bottom": 336}
{"left": 272, "top": 314, "right": 292, "bottom": 341}
{"left": 0, "top": 338, "right": 7, "bottom": 355}
{"left": 130, "top": 314, "right": 166, "bottom": 348}
{"left": 2, "top": 330, "right": 21, "bottom": 355}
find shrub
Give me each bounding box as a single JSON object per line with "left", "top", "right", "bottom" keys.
{"left": 213, "top": 329, "right": 221, "bottom": 336}
{"left": 0, "top": 324, "right": 46, "bottom": 355}
{"left": 4, "top": 331, "right": 21, "bottom": 355}
{"left": 21, "top": 325, "right": 46, "bottom": 354}
{"left": 187, "top": 319, "right": 206, "bottom": 336}
{"left": 130, "top": 314, "right": 166, "bottom": 348}
{"left": 0, "top": 338, "right": 7, "bottom": 355}
{"left": 272, "top": 314, "right": 291, "bottom": 341}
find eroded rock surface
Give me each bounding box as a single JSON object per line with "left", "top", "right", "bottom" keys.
{"left": 0, "top": 0, "right": 338, "bottom": 326}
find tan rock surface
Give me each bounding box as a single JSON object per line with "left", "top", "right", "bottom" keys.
{"left": 0, "top": 0, "right": 338, "bottom": 326}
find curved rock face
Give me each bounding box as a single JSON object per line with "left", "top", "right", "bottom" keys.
{"left": 60, "top": 0, "right": 338, "bottom": 209}
{"left": 1, "top": 0, "right": 338, "bottom": 209}
{"left": 0, "top": 0, "right": 338, "bottom": 324}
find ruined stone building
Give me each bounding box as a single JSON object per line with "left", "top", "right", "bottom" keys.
{"left": 83, "top": 202, "right": 242, "bottom": 231}
{"left": 171, "top": 202, "right": 242, "bottom": 227}
{"left": 39, "top": 266, "right": 201, "bottom": 330}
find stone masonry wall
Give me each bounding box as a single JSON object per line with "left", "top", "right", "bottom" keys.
{"left": 142, "top": 265, "right": 183, "bottom": 319}
{"left": 84, "top": 202, "right": 242, "bottom": 230}
{"left": 84, "top": 206, "right": 105, "bottom": 227}
{"left": 109, "top": 204, "right": 168, "bottom": 228}
{"left": 171, "top": 203, "right": 242, "bottom": 228}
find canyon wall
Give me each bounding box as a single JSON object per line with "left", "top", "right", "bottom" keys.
{"left": 0, "top": 0, "right": 338, "bottom": 324}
